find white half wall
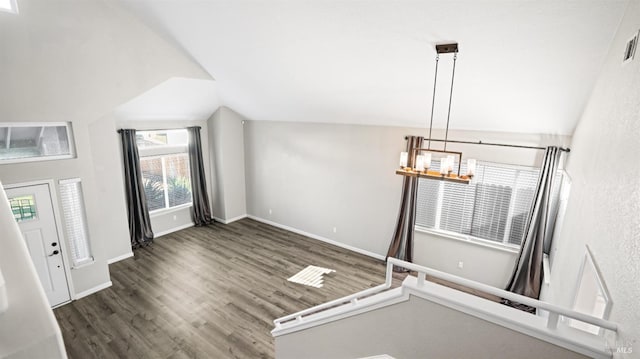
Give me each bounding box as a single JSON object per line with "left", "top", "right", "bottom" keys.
{"left": 540, "top": 0, "right": 640, "bottom": 354}
{"left": 244, "top": 120, "right": 569, "bottom": 285}
{"left": 275, "top": 294, "right": 588, "bottom": 359}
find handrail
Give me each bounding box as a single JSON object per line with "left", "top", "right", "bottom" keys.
{"left": 274, "top": 260, "right": 394, "bottom": 328}
{"left": 273, "top": 258, "right": 617, "bottom": 334}
{"left": 386, "top": 258, "right": 617, "bottom": 332}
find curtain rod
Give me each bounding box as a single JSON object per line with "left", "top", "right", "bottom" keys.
{"left": 404, "top": 136, "right": 570, "bottom": 152}
{"left": 117, "top": 126, "right": 201, "bottom": 133}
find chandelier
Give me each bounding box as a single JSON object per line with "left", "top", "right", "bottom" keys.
{"left": 397, "top": 43, "right": 475, "bottom": 184}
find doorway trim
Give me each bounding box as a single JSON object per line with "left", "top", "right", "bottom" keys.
{"left": 4, "top": 179, "right": 76, "bottom": 307}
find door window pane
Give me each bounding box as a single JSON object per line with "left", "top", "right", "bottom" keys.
{"left": 8, "top": 195, "right": 37, "bottom": 222}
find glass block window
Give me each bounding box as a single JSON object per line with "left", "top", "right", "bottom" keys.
{"left": 9, "top": 195, "right": 37, "bottom": 222}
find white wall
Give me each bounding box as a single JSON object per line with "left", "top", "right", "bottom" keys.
{"left": 541, "top": 1, "right": 640, "bottom": 356}
{"left": 208, "top": 107, "right": 247, "bottom": 222}
{"left": 244, "top": 120, "right": 569, "bottom": 284}
{"left": 0, "top": 0, "right": 211, "bottom": 294}
{"left": 414, "top": 230, "right": 518, "bottom": 287}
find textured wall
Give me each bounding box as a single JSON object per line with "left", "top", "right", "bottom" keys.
{"left": 540, "top": 1, "right": 640, "bottom": 356}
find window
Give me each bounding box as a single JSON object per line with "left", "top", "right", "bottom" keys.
{"left": 0, "top": 123, "right": 74, "bottom": 164}
{"left": 59, "top": 179, "right": 94, "bottom": 267}
{"left": 0, "top": 0, "right": 18, "bottom": 14}
{"left": 416, "top": 160, "right": 560, "bottom": 247}
{"left": 137, "top": 130, "right": 192, "bottom": 213}
{"left": 9, "top": 194, "right": 36, "bottom": 222}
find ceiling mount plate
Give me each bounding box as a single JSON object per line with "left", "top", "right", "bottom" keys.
{"left": 436, "top": 43, "right": 459, "bottom": 54}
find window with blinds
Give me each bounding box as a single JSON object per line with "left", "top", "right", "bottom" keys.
{"left": 415, "top": 160, "right": 559, "bottom": 247}
{"left": 59, "top": 178, "right": 94, "bottom": 267}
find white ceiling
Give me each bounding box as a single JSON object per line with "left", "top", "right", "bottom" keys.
{"left": 120, "top": 0, "right": 628, "bottom": 135}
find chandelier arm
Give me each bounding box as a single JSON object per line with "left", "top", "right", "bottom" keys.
{"left": 427, "top": 54, "right": 440, "bottom": 150}
{"left": 443, "top": 52, "right": 458, "bottom": 152}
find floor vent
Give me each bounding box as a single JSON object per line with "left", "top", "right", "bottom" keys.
{"left": 288, "top": 265, "right": 335, "bottom": 288}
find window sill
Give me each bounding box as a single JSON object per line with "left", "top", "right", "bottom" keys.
{"left": 149, "top": 203, "right": 193, "bottom": 218}
{"left": 414, "top": 226, "right": 520, "bottom": 254}
{"left": 71, "top": 258, "right": 95, "bottom": 270}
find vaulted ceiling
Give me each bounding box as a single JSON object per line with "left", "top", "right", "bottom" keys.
{"left": 120, "top": 0, "right": 628, "bottom": 135}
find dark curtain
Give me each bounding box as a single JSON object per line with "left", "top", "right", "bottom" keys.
{"left": 119, "top": 129, "right": 154, "bottom": 248}
{"left": 187, "top": 126, "right": 213, "bottom": 226}
{"left": 505, "top": 146, "right": 562, "bottom": 300}
{"left": 386, "top": 136, "right": 424, "bottom": 265}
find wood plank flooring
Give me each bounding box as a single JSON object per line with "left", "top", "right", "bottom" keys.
{"left": 54, "top": 219, "right": 400, "bottom": 359}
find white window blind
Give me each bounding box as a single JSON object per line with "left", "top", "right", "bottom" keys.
{"left": 59, "top": 178, "right": 93, "bottom": 267}
{"left": 415, "top": 160, "right": 559, "bottom": 247}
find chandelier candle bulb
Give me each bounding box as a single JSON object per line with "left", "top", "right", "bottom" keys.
{"left": 440, "top": 158, "right": 449, "bottom": 175}
{"left": 415, "top": 155, "right": 425, "bottom": 172}
{"left": 399, "top": 152, "right": 408, "bottom": 168}
{"left": 447, "top": 155, "right": 455, "bottom": 173}
{"left": 467, "top": 159, "right": 477, "bottom": 177}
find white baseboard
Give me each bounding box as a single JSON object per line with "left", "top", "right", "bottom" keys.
{"left": 213, "top": 214, "right": 248, "bottom": 224}
{"left": 107, "top": 252, "right": 134, "bottom": 264}
{"left": 246, "top": 215, "right": 386, "bottom": 261}
{"left": 154, "top": 222, "right": 195, "bottom": 238}
{"left": 74, "top": 281, "right": 112, "bottom": 300}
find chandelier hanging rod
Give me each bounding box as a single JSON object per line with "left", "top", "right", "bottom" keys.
{"left": 403, "top": 136, "right": 571, "bottom": 152}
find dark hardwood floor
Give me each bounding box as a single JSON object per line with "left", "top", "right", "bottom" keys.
{"left": 54, "top": 219, "right": 400, "bottom": 359}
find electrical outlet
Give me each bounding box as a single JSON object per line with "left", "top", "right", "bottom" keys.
{"left": 268, "top": 208, "right": 272, "bottom": 215}
{"left": 173, "top": 215, "right": 177, "bottom": 221}
{"left": 458, "top": 261, "right": 464, "bottom": 269}
{"left": 333, "top": 227, "right": 337, "bottom": 233}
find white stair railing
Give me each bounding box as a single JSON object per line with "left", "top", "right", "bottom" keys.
{"left": 274, "top": 260, "right": 394, "bottom": 329}
{"left": 273, "top": 257, "right": 618, "bottom": 335}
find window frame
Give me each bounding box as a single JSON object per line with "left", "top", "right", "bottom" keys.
{"left": 137, "top": 130, "right": 192, "bottom": 215}
{"left": 58, "top": 178, "right": 94, "bottom": 269}
{"left": 0, "top": 0, "right": 18, "bottom": 14}
{"left": 415, "top": 160, "right": 545, "bottom": 251}
{"left": 0, "top": 122, "right": 76, "bottom": 165}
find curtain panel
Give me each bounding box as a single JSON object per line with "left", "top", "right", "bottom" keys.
{"left": 119, "top": 129, "right": 154, "bottom": 248}
{"left": 386, "top": 136, "right": 424, "bottom": 265}
{"left": 505, "top": 146, "right": 562, "bottom": 300}
{"left": 187, "top": 126, "right": 213, "bottom": 226}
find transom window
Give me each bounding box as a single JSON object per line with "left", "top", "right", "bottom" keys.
{"left": 0, "top": 0, "right": 18, "bottom": 14}
{"left": 0, "top": 123, "right": 75, "bottom": 164}
{"left": 137, "top": 130, "right": 192, "bottom": 213}
{"left": 416, "top": 160, "right": 560, "bottom": 247}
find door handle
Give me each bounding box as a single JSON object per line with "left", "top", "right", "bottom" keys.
{"left": 49, "top": 250, "right": 59, "bottom": 256}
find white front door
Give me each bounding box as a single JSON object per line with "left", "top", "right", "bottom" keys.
{"left": 6, "top": 183, "right": 71, "bottom": 307}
